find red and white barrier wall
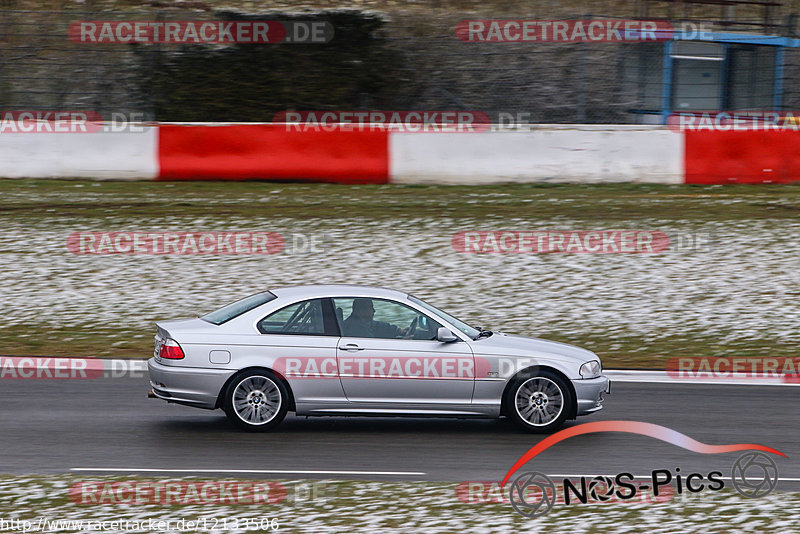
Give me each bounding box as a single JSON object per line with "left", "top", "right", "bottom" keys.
{"left": 1, "top": 123, "right": 799, "bottom": 184}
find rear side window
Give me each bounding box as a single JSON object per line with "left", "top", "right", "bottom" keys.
{"left": 258, "top": 298, "right": 337, "bottom": 335}
{"left": 201, "top": 291, "right": 277, "bottom": 325}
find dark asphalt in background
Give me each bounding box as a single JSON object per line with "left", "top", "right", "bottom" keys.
{"left": 2, "top": 375, "right": 797, "bottom": 489}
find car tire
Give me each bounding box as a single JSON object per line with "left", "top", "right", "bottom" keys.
{"left": 223, "top": 369, "right": 289, "bottom": 432}
{"left": 504, "top": 370, "right": 572, "bottom": 433}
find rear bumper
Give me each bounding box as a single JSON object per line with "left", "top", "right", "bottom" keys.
{"left": 573, "top": 375, "right": 610, "bottom": 417}
{"left": 147, "top": 358, "right": 235, "bottom": 410}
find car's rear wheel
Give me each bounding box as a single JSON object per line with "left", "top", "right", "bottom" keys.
{"left": 505, "top": 371, "right": 571, "bottom": 433}
{"left": 223, "top": 370, "right": 288, "bottom": 432}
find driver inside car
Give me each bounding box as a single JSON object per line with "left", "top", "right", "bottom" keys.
{"left": 342, "top": 298, "right": 409, "bottom": 338}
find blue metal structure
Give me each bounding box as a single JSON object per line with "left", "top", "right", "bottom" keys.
{"left": 654, "top": 31, "right": 800, "bottom": 123}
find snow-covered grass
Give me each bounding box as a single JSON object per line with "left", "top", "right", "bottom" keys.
{"left": 0, "top": 475, "right": 797, "bottom": 533}
{"left": 1, "top": 181, "right": 799, "bottom": 367}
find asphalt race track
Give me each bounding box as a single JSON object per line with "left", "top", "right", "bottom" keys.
{"left": 3, "top": 375, "right": 798, "bottom": 490}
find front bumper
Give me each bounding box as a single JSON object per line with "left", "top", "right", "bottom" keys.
{"left": 147, "top": 358, "right": 235, "bottom": 410}
{"left": 572, "top": 375, "right": 610, "bottom": 416}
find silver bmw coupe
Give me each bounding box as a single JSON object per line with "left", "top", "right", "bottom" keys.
{"left": 148, "top": 285, "right": 610, "bottom": 432}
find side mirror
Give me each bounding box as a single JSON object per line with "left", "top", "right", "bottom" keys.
{"left": 437, "top": 327, "right": 458, "bottom": 343}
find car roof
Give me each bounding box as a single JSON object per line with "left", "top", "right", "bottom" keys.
{"left": 269, "top": 284, "right": 410, "bottom": 300}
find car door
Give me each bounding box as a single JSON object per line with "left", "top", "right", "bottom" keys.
{"left": 332, "top": 297, "right": 475, "bottom": 405}
{"left": 254, "top": 297, "right": 345, "bottom": 404}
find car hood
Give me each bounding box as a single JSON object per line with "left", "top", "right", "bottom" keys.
{"left": 469, "top": 331, "right": 598, "bottom": 364}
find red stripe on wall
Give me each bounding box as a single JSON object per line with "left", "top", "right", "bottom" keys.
{"left": 685, "top": 130, "right": 800, "bottom": 184}
{"left": 157, "top": 124, "right": 389, "bottom": 183}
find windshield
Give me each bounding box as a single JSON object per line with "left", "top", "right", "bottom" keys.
{"left": 408, "top": 295, "right": 481, "bottom": 339}
{"left": 201, "top": 291, "right": 277, "bottom": 325}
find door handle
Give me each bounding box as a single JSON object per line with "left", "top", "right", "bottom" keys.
{"left": 338, "top": 344, "right": 363, "bottom": 351}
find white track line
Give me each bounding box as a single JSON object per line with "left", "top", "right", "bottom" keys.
{"left": 605, "top": 369, "right": 800, "bottom": 386}
{"left": 68, "top": 470, "right": 800, "bottom": 482}
{"left": 70, "top": 468, "right": 426, "bottom": 476}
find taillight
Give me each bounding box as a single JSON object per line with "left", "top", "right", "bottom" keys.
{"left": 159, "top": 339, "right": 185, "bottom": 360}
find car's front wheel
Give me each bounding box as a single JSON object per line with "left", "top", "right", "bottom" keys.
{"left": 223, "top": 369, "right": 288, "bottom": 432}
{"left": 505, "top": 371, "right": 572, "bottom": 433}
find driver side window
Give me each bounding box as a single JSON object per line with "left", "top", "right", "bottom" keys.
{"left": 333, "top": 297, "right": 443, "bottom": 340}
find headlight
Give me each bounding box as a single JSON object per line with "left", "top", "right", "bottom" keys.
{"left": 580, "top": 360, "right": 602, "bottom": 379}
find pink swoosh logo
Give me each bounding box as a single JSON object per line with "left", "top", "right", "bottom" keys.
{"left": 501, "top": 420, "right": 785, "bottom": 487}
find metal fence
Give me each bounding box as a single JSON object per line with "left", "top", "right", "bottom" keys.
{"left": 1, "top": 8, "right": 798, "bottom": 124}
